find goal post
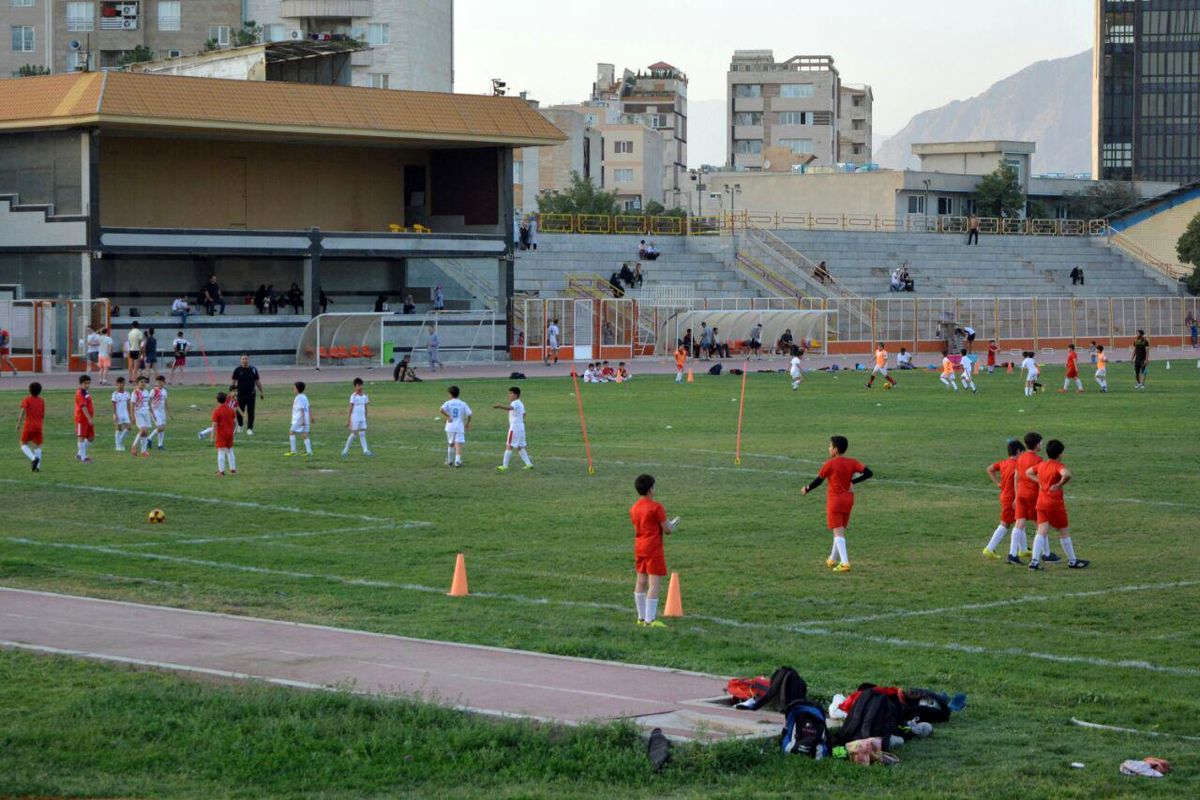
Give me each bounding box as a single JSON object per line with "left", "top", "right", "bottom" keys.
{"left": 296, "top": 313, "right": 387, "bottom": 368}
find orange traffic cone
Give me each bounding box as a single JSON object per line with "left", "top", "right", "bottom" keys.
{"left": 448, "top": 553, "right": 469, "bottom": 596}
{"left": 974, "top": 359, "right": 980, "bottom": 375}
{"left": 1006, "top": 362, "right": 1014, "bottom": 375}
{"left": 616, "top": 370, "right": 624, "bottom": 384}
{"left": 686, "top": 368, "right": 694, "bottom": 384}
{"left": 663, "top": 571, "right": 683, "bottom": 617}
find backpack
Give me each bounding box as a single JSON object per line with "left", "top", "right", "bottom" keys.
{"left": 729, "top": 368, "right": 744, "bottom": 375}
{"left": 755, "top": 666, "right": 807, "bottom": 712}
{"left": 708, "top": 364, "right": 723, "bottom": 376}
{"left": 509, "top": 372, "right": 527, "bottom": 380}
{"left": 726, "top": 676, "right": 771, "bottom": 702}
{"left": 901, "top": 688, "right": 955, "bottom": 724}
{"left": 837, "top": 688, "right": 902, "bottom": 744}
{"left": 781, "top": 701, "right": 830, "bottom": 759}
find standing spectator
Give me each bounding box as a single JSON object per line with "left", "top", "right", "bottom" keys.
{"left": 1187, "top": 311, "right": 1199, "bottom": 348}
{"left": 1131, "top": 329, "right": 1150, "bottom": 390}
{"left": 748, "top": 323, "right": 763, "bottom": 359}
{"left": 528, "top": 214, "right": 539, "bottom": 250}
{"left": 681, "top": 328, "right": 693, "bottom": 358}
{"left": 230, "top": 354, "right": 265, "bottom": 435}
{"left": 171, "top": 296, "right": 191, "bottom": 327}
{"left": 202, "top": 275, "right": 226, "bottom": 315}
{"left": 85, "top": 326, "right": 100, "bottom": 373}
{"left": 967, "top": 213, "right": 980, "bottom": 245}
{"left": 545, "top": 318, "right": 560, "bottom": 365}
{"left": 427, "top": 325, "right": 443, "bottom": 371}
{"left": 699, "top": 322, "right": 713, "bottom": 360}
{"left": 97, "top": 327, "right": 114, "bottom": 385}
{"left": 814, "top": 261, "right": 831, "bottom": 284}
{"left": 168, "top": 331, "right": 189, "bottom": 384}
{"left": 126, "top": 322, "right": 144, "bottom": 381}
{"left": 619, "top": 262, "right": 636, "bottom": 288}
{"left": 433, "top": 285, "right": 445, "bottom": 312}
{"left": 286, "top": 283, "right": 303, "bottom": 314}
{"left": 403, "top": 294, "right": 416, "bottom": 314}
{"left": 254, "top": 284, "right": 268, "bottom": 314}
{"left": 518, "top": 218, "right": 531, "bottom": 250}
{"left": 143, "top": 327, "right": 159, "bottom": 380}
{"left": 374, "top": 294, "right": 388, "bottom": 313}
{"left": 318, "top": 287, "right": 331, "bottom": 315}
{"left": 962, "top": 325, "right": 977, "bottom": 352}
{"left": 0, "top": 328, "right": 17, "bottom": 375}
{"left": 608, "top": 272, "right": 625, "bottom": 298}
{"left": 265, "top": 285, "right": 279, "bottom": 314}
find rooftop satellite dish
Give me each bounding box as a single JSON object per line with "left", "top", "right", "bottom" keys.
{"left": 69, "top": 39, "right": 82, "bottom": 50}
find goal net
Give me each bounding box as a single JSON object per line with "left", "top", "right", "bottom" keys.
{"left": 296, "top": 313, "right": 386, "bottom": 367}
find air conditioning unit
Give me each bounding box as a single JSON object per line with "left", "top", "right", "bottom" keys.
{"left": 121, "top": 18, "right": 137, "bottom": 29}
{"left": 287, "top": 29, "right": 304, "bottom": 41}
{"left": 120, "top": 3, "right": 138, "bottom": 17}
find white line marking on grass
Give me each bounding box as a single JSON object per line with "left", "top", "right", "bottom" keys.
{"left": 1071, "top": 717, "right": 1200, "bottom": 742}
{"left": 122, "top": 523, "right": 425, "bottom": 548}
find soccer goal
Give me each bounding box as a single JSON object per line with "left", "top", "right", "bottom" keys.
{"left": 296, "top": 313, "right": 386, "bottom": 368}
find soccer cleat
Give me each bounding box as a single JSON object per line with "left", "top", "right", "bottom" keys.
{"left": 230, "top": 469, "right": 236, "bottom": 475}
{"left": 453, "top": 462, "right": 462, "bottom": 468}
{"left": 522, "top": 464, "right": 534, "bottom": 470}
{"left": 1028, "top": 561, "right": 1043, "bottom": 571}
{"left": 865, "top": 383, "right": 872, "bottom": 389}
{"left": 1068, "top": 559, "right": 1090, "bottom": 569}
{"left": 832, "top": 563, "right": 852, "bottom": 573}
{"left": 1018, "top": 550, "right": 1032, "bottom": 558}
{"left": 363, "top": 451, "right": 374, "bottom": 457}
{"left": 1057, "top": 389, "right": 1068, "bottom": 394}
{"left": 285, "top": 451, "right": 296, "bottom": 457}
{"left": 646, "top": 620, "right": 668, "bottom": 628}
{"left": 157, "top": 445, "right": 165, "bottom": 451}
{"left": 982, "top": 548, "right": 1000, "bottom": 560}
{"left": 1043, "top": 552, "right": 1062, "bottom": 563}
{"left": 138, "top": 452, "right": 149, "bottom": 458}
{"left": 341, "top": 451, "right": 349, "bottom": 458}
{"left": 496, "top": 465, "right": 509, "bottom": 472}
{"left": 31, "top": 457, "right": 40, "bottom": 472}
{"left": 246, "top": 429, "right": 254, "bottom": 436}
{"left": 216, "top": 470, "right": 224, "bottom": 476}
{"left": 445, "top": 460, "right": 452, "bottom": 467}
{"left": 825, "top": 557, "right": 837, "bottom": 569}
{"left": 636, "top": 619, "right": 646, "bottom": 627}
{"left": 236, "top": 426, "right": 243, "bottom": 434}
{"left": 197, "top": 431, "right": 206, "bottom": 440}
{"left": 1006, "top": 554, "right": 1023, "bottom": 566}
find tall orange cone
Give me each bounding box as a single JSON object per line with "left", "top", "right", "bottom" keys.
{"left": 686, "top": 368, "right": 694, "bottom": 384}
{"left": 663, "top": 572, "right": 683, "bottom": 617}
{"left": 448, "top": 553, "right": 469, "bottom": 596}
{"left": 974, "top": 359, "right": 980, "bottom": 375}
{"left": 1006, "top": 362, "right": 1014, "bottom": 375}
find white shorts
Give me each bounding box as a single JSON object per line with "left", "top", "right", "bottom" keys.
{"left": 1027, "top": 370, "right": 1039, "bottom": 381}
{"left": 790, "top": 369, "right": 802, "bottom": 379}
{"left": 135, "top": 411, "right": 153, "bottom": 429}
{"left": 152, "top": 411, "right": 167, "bottom": 427}
{"left": 548, "top": 337, "right": 559, "bottom": 350}
{"left": 446, "top": 429, "right": 465, "bottom": 445}
{"left": 350, "top": 416, "right": 367, "bottom": 431}
{"left": 506, "top": 426, "right": 526, "bottom": 449}
{"left": 1096, "top": 368, "right": 1107, "bottom": 378}
{"left": 872, "top": 365, "right": 888, "bottom": 377}
{"left": 114, "top": 411, "right": 130, "bottom": 425}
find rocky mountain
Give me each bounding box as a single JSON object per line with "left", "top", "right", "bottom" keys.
{"left": 875, "top": 50, "right": 1092, "bottom": 176}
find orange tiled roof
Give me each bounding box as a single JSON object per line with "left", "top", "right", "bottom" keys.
{"left": 0, "top": 71, "right": 566, "bottom": 146}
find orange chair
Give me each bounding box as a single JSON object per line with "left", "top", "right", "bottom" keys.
{"left": 318, "top": 346, "right": 330, "bottom": 361}
{"left": 361, "top": 345, "right": 375, "bottom": 359}
{"left": 330, "top": 346, "right": 349, "bottom": 363}
{"left": 349, "top": 345, "right": 362, "bottom": 359}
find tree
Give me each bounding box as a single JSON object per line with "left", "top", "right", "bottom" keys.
{"left": 117, "top": 45, "right": 154, "bottom": 67}
{"left": 13, "top": 64, "right": 51, "bottom": 78}
{"left": 536, "top": 172, "right": 620, "bottom": 216}
{"left": 1062, "top": 181, "right": 1141, "bottom": 219}
{"left": 1177, "top": 212, "right": 1200, "bottom": 296}
{"left": 971, "top": 165, "right": 1025, "bottom": 218}
{"left": 233, "top": 21, "right": 263, "bottom": 47}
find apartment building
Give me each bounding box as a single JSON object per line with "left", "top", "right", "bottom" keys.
{"left": 2, "top": 0, "right": 240, "bottom": 77}
{"left": 514, "top": 104, "right": 602, "bottom": 216}
{"left": 838, "top": 83, "right": 873, "bottom": 164}
{"left": 246, "top": 0, "right": 453, "bottom": 91}
{"left": 1093, "top": 0, "right": 1200, "bottom": 183}
{"left": 593, "top": 61, "right": 687, "bottom": 206}
{"left": 554, "top": 101, "right": 665, "bottom": 210}
{"left": 727, "top": 49, "right": 873, "bottom": 172}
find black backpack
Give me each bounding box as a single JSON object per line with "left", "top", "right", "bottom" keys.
{"left": 781, "top": 701, "right": 830, "bottom": 759}
{"left": 902, "top": 688, "right": 952, "bottom": 723}
{"left": 749, "top": 666, "right": 807, "bottom": 712}
{"left": 509, "top": 372, "right": 527, "bottom": 380}
{"left": 837, "top": 687, "right": 902, "bottom": 744}
{"left": 708, "top": 364, "right": 723, "bottom": 376}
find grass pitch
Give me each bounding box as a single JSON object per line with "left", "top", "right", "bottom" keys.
{"left": 1, "top": 363, "right": 1199, "bottom": 798}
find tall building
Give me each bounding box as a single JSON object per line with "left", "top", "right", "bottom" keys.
{"left": 593, "top": 61, "right": 687, "bottom": 206}
{"left": 1, "top": 0, "right": 240, "bottom": 77}
{"left": 1093, "top": 0, "right": 1200, "bottom": 183}
{"left": 514, "top": 103, "right": 602, "bottom": 216}
{"left": 728, "top": 50, "right": 872, "bottom": 171}
{"left": 838, "top": 83, "right": 873, "bottom": 164}
{"left": 554, "top": 101, "right": 664, "bottom": 211}
{"left": 246, "top": 0, "right": 453, "bottom": 91}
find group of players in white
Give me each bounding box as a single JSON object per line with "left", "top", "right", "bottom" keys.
{"left": 109, "top": 374, "right": 171, "bottom": 455}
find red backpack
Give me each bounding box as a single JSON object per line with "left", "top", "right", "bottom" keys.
{"left": 726, "top": 675, "right": 771, "bottom": 702}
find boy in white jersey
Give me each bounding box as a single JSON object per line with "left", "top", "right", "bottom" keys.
{"left": 1020, "top": 351, "right": 1040, "bottom": 397}
{"left": 790, "top": 353, "right": 804, "bottom": 390}
{"left": 150, "top": 375, "right": 170, "bottom": 449}
{"left": 111, "top": 376, "right": 132, "bottom": 451}
{"left": 286, "top": 381, "right": 313, "bottom": 457}
{"left": 341, "top": 377, "right": 373, "bottom": 457}
{"left": 129, "top": 375, "right": 153, "bottom": 456}
{"left": 97, "top": 327, "right": 114, "bottom": 386}
{"left": 198, "top": 393, "right": 239, "bottom": 440}
{"left": 957, "top": 348, "right": 978, "bottom": 394}
{"left": 168, "top": 332, "right": 189, "bottom": 384}
{"left": 494, "top": 385, "right": 533, "bottom": 471}
{"left": 439, "top": 385, "right": 471, "bottom": 467}
{"left": 545, "top": 319, "right": 560, "bottom": 365}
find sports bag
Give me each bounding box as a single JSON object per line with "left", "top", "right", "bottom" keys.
{"left": 708, "top": 364, "right": 723, "bottom": 376}
{"left": 725, "top": 676, "right": 771, "bottom": 702}
{"left": 902, "top": 688, "right": 953, "bottom": 723}
{"left": 781, "top": 701, "right": 830, "bottom": 759}
{"left": 837, "top": 687, "right": 902, "bottom": 744}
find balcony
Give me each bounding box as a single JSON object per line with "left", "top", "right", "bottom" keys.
{"left": 280, "top": 0, "right": 371, "bottom": 19}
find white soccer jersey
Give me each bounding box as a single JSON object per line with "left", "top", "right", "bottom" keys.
{"left": 99, "top": 335, "right": 114, "bottom": 357}
{"left": 349, "top": 392, "right": 369, "bottom": 429}
{"left": 441, "top": 398, "right": 472, "bottom": 433}
{"left": 1021, "top": 357, "right": 1038, "bottom": 377}
{"left": 508, "top": 398, "right": 526, "bottom": 430}
{"left": 132, "top": 388, "right": 152, "bottom": 426}
{"left": 150, "top": 387, "right": 168, "bottom": 423}
{"left": 291, "top": 394, "right": 311, "bottom": 431}
{"left": 112, "top": 390, "right": 131, "bottom": 423}
{"left": 790, "top": 357, "right": 802, "bottom": 378}
{"left": 547, "top": 324, "right": 560, "bottom": 346}
{"left": 86, "top": 332, "right": 100, "bottom": 353}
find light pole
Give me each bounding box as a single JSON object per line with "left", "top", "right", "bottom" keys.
{"left": 922, "top": 178, "right": 931, "bottom": 230}
{"left": 724, "top": 183, "right": 742, "bottom": 230}
{"left": 690, "top": 169, "right": 706, "bottom": 217}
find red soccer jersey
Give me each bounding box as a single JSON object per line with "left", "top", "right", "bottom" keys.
{"left": 74, "top": 388, "right": 94, "bottom": 423}
{"left": 1066, "top": 350, "right": 1078, "bottom": 378}
{"left": 1035, "top": 461, "right": 1068, "bottom": 510}
{"left": 630, "top": 496, "right": 667, "bottom": 558}
{"left": 819, "top": 456, "right": 866, "bottom": 511}
{"left": 991, "top": 456, "right": 1018, "bottom": 505}
{"left": 20, "top": 396, "right": 44, "bottom": 432}
{"left": 212, "top": 404, "right": 236, "bottom": 448}
{"left": 1015, "top": 451, "right": 1043, "bottom": 501}
{"left": 987, "top": 345, "right": 998, "bottom": 366}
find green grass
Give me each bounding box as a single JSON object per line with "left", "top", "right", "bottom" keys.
{"left": 1, "top": 365, "right": 1199, "bottom": 798}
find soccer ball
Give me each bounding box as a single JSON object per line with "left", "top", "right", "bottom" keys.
{"left": 883, "top": 382, "right": 893, "bottom": 390}
{"left": 147, "top": 508, "right": 166, "bottom": 524}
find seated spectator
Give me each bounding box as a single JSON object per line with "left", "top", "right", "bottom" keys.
{"left": 202, "top": 275, "right": 226, "bottom": 315}
{"left": 890, "top": 269, "right": 903, "bottom": 292}
{"left": 392, "top": 353, "right": 421, "bottom": 382}
{"left": 813, "top": 261, "right": 831, "bottom": 284}
{"left": 632, "top": 262, "right": 644, "bottom": 287}
{"left": 638, "top": 239, "right": 648, "bottom": 258}
{"left": 896, "top": 347, "right": 914, "bottom": 369}
{"left": 286, "top": 283, "right": 303, "bottom": 314}
{"left": 171, "top": 296, "right": 191, "bottom": 327}
{"left": 899, "top": 265, "right": 915, "bottom": 292}
{"left": 599, "top": 360, "right": 616, "bottom": 382}
{"left": 711, "top": 326, "right": 729, "bottom": 358}
{"left": 254, "top": 284, "right": 268, "bottom": 314}
{"left": 403, "top": 294, "right": 416, "bottom": 314}
{"left": 582, "top": 363, "right": 599, "bottom": 383}
{"left": 682, "top": 328, "right": 693, "bottom": 356}
{"left": 1070, "top": 266, "right": 1085, "bottom": 286}
{"left": 374, "top": 294, "right": 388, "bottom": 313}
{"left": 776, "top": 328, "right": 794, "bottom": 355}
{"left": 644, "top": 241, "right": 661, "bottom": 261}
{"left": 618, "top": 262, "right": 635, "bottom": 287}
{"left": 266, "top": 285, "right": 280, "bottom": 314}
{"left": 608, "top": 272, "right": 625, "bottom": 298}
{"left": 617, "top": 362, "right": 631, "bottom": 382}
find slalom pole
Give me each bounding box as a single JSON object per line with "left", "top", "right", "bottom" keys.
{"left": 570, "top": 366, "right": 596, "bottom": 475}
{"left": 192, "top": 327, "right": 218, "bottom": 387}
{"left": 734, "top": 359, "right": 749, "bottom": 465}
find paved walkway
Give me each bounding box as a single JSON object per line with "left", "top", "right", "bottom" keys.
{"left": 0, "top": 588, "right": 781, "bottom": 742}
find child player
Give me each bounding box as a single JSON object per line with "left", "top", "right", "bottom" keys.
{"left": 150, "top": 375, "right": 170, "bottom": 450}
{"left": 983, "top": 439, "right": 1024, "bottom": 563}
{"left": 341, "top": 378, "right": 373, "bottom": 457}
{"left": 16, "top": 381, "right": 44, "bottom": 472}
{"left": 198, "top": 392, "right": 238, "bottom": 441}
{"left": 865, "top": 342, "right": 897, "bottom": 389}
{"left": 493, "top": 385, "right": 533, "bottom": 471}
{"left": 440, "top": 385, "right": 471, "bottom": 467}
{"left": 674, "top": 343, "right": 688, "bottom": 384}
{"left": 790, "top": 350, "right": 804, "bottom": 391}
{"left": 1094, "top": 345, "right": 1108, "bottom": 392}
{"left": 986, "top": 339, "right": 999, "bottom": 374}
{"left": 286, "top": 381, "right": 313, "bottom": 457}
{"left": 168, "top": 331, "right": 189, "bottom": 384}
{"left": 958, "top": 348, "right": 978, "bottom": 393}
{"left": 75, "top": 374, "right": 95, "bottom": 463}
{"left": 111, "top": 376, "right": 131, "bottom": 451}
{"left": 1060, "top": 343, "right": 1084, "bottom": 393}
{"left": 1027, "top": 439, "right": 1089, "bottom": 570}
{"left": 801, "top": 435, "right": 873, "bottom": 572}
{"left": 1012, "top": 431, "right": 1060, "bottom": 565}
{"left": 1020, "top": 351, "right": 1040, "bottom": 396}
{"left": 940, "top": 350, "right": 958, "bottom": 391}
{"left": 129, "top": 375, "right": 153, "bottom": 457}
{"left": 630, "top": 473, "right": 679, "bottom": 628}
{"left": 212, "top": 391, "right": 237, "bottom": 476}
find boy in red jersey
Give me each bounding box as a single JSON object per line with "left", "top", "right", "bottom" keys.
{"left": 16, "top": 381, "right": 45, "bottom": 472}
{"left": 212, "top": 391, "right": 237, "bottom": 476}
{"left": 630, "top": 474, "right": 679, "bottom": 628}
{"left": 1012, "top": 431, "right": 1060, "bottom": 565}
{"left": 983, "top": 439, "right": 1025, "bottom": 563}
{"left": 1027, "top": 439, "right": 1088, "bottom": 570}
{"left": 802, "top": 435, "right": 873, "bottom": 572}
{"left": 1060, "top": 343, "right": 1084, "bottom": 393}
{"left": 74, "top": 375, "right": 95, "bottom": 463}
{"left": 986, "top": 340, "right": 999, "bottom": 374}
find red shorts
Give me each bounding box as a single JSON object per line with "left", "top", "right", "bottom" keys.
{"left": 1015, "top": 495, "right": 1037, "bottom": 522}
{"left": 999, "top": 497, "right": 1016, "bottom": 526}
{"left": 1066, "top": 367, "right": 1078, "bottom": 378}
{"left": 826, "top": 495, "right": 855, "bottom": 530}
{"left": 21, "top": 427, "right": 42, "bottom": 446}
{"left": 1037, "top": 504, "right": 1069, "bottom": 529}
{"left": 635, "top": 549, "right": 667, "bottom": 577}
{"left": 76, "top": 422, "right": 94, "bottom": 440}
{"left": 174, "top": 356, "right": 187, "bottom": 366}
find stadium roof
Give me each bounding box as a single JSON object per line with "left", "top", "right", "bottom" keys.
{"left": 0, "top": 71, "right": 567, "bottom": 147}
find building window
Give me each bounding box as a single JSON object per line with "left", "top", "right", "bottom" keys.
{"left": 851, "top": 119, "right": 866, "bottom": 131}
{"left": 778, "top": 138, "right": 814, "bottom": 155}
{"left": 780, "top": 84, "right": 814, "bottom": 98}
{"left": 852, "top": 144, "right": 864, "bottom": 155}
{"left": 852, "top": 96, "right": 863, "bottom": 107}
{"left": 157, "top": 1, "right": 180, "bottom": 31}
{"left": 937, "top": 197, "right": 954, "bottom": 216}
{"left": 907, "top": 195, "right": 926, "bottom": 215}
{"left": 734, "top": 139, "right": 763, "bottom": 155}
{"left": 11, "top": 25, "right": 34, "bottom": 52}
{"left": 614, "top": 140, "right": 634, "bottom": 154}
{"left": 369, "top": 73, "right": 389, "bottom": 89}
{"left": 1002, "top": 157, "right": 1023, "bottom": 185}
{"left": 1102, "top": 142, "right": 1132, "bottom": 168}
{"left": 167, "top": 48, "right": 181, "bottom": 57}
{"left": 513, "top": 160, "right": 523, "bottom": 185}
{"left": 208, "top": 25, "right": 230, "bottom": 45}
{"left": 67, "top": 2, "right": 95, "bottom": 32}
{"left": 262, "top": 23, "right": 284, "bottom": 42}
{"left": 624, "top": 198, "right": 641, "bottom": 211}
{"left": 11, "top": 0, "right": 35, "bottom": 7}
{"left": 778, "top": 111, "right": 809, "bottom": 126}
{"left": 367, "top": 23, "right": 389, "bottom": 46}
{"left": 734, "top": 112, "right": 762, "bottom": 126}
{"left": 614, "top": 168, "right": 634, "bottom": 183}
{"left": 733, "top": 84, "right": 762, "bottom": 98}
{"left": 651, "top": 114, "right": 668, "bottom": 129}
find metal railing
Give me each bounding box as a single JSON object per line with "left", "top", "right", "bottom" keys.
{"left": 1105, "top": 227, "right": 1191, "bottom": 282}
{"left": 733, "top": 251, "right": 806, "bottom": 299}
{"left": 742, "top": 225, "right": 860, "bottom": 299}
{"left": 564, "top": 274, "right": 617, "bottom": 301}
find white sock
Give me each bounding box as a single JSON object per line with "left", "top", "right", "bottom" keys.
{"left": 227, "top": 450, "right": 236, "bottom": 471}
{"left": 359, "top": 431, "right": 368, "bottom": 452}
{"left": 676, "top": 372, "right": 682, "bottom": 383}
{"left": 1063, "top": 379, "right": 1070, "bottom": 390}
{"left": 156, "top": 430, "right": 165, "bottom": 447}
{"left": 986, "top": 524, "right": 1007, "bottom": 553}
{"left": 634, "top": 591, "right": 646, "bottom": 620}
{"left": 1009, "top": 528, "right": 1022, "bottom": 557}
{"left": 217, "top": 450, "right": 226, "bottom": 472}
{"left": 829, "top": 540, "right": 839, "bottom": 560}
{"left": 115, "top": 431, "right": 122, "bottom": 448}
{"left": 519, "top": 449, "right": 532, "bottom": 466}
{"left": 129, "top": 434, "right": 140, "bottom": 451}
{"left": 502, "top": 450, "right": 512, "bottom": 467}
{"left": 199, "top": 426, "right": 212, "bottom": 438}
{"left": 446, "top": 446, "right": 454, "bottom": 463}
{"left": 289, "top": 434, "right": 297, "bottom": 453}
{"left": 1061, "top": 536, "right": 1077, "bottom": 563}
{"left": 1032, "top": 533, "right": 1048, "bottom": 563}
{"left": 644, "top": 597, "right": 659, "bottom": 623}
{"left": 343, "top": 434, "right": 355, "bottom": 453}
{"left": 34, "top": 447, "right": 41, "bottom": 460}
{"left": 834, "top": 536, "right": 849, "bottom": 564}
{"left": 21, "top": 444, "right": 35, "bottom": 461}
{"left": 304, "top": 437, "right": 312, "bottom": 455}
{"left": 1075, "top": 379, "right": 1083, "bottom": 390}
{"left": 141, "top": 437, "right": 148, "bottom": 453}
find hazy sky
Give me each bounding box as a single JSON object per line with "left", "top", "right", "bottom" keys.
{"left": 455, "top": 0, "right": 1093, "bottom": 165}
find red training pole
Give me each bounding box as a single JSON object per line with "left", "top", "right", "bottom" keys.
{"left": 734, "top": 359, "right": 749, "bottom": 465}
{"left": 192, "top": 328, "right": 219, "bottom": 387}
{"left": 570, "top": 367, "right": 596, "bottom": 475}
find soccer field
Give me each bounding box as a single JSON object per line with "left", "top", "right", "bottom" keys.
{"left": 2, "top": 363, "right": 1199, "bottom": 797}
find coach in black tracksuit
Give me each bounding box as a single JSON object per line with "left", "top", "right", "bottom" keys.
{"left": 230, "top": 354, "right": 265, "bottom": 434}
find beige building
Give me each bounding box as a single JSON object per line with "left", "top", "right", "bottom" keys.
{"left": 554, "top": 102, "right": 665, "bottom": 211}
{"left": 838, "top": 83, "right": 872, "bottom": 164}
{"left": 1, "top": 0, "right": 240, "bottom": 76}
{"left": 514, "top": 104, "right": 602, "bottom": 216}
